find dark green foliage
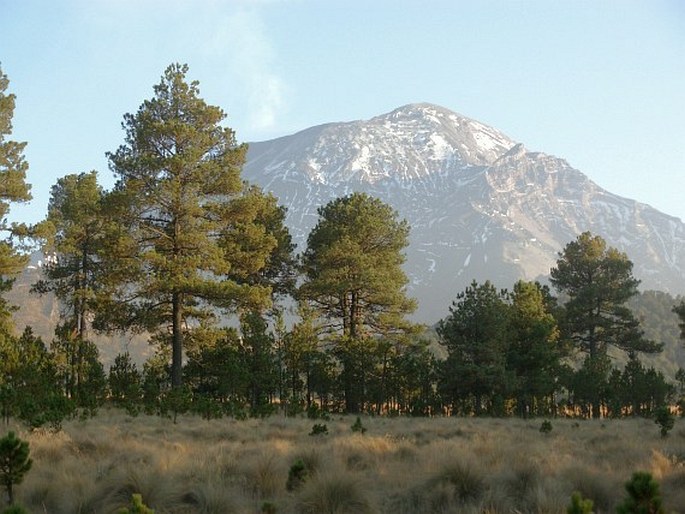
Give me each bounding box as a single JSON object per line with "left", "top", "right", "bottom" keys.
{"left": 673, "top": 300, "right": 685, "bottom": 343}
{"left": 351, "top": 416, "right": 367, "bottom": 434}
{"left": 0, "top": 432, "right": 32, "bottom": 506}
{"left": 507, "top": 281, "right": 564, "bottom": 417}
{"left": 49, "top": 326, "right": 106, "bottom": 416}
{"left": 300, "top": 192, "right": 418, "bottom": 413}
{"left": 306, "top": 403, "right": 331, "bottom": 420}
{"left": 0, "top": 327, "right": 73, "bottom": 429}
{"left": 438, "top": 281, "right": 511, "bottom": 416}
{"left": 0, "top": 66, "right": 32, "bottom": 280}
{"left": 539, "top": 420, "right": 552, "bottom": 434}
{"left": 109, "top": 352, "right": 142, "bottom": 415}
{"left": 162, "top": 386, "right": 192, "bottom": 424}
{"left": 241, "top": 312, "right": 278, "bottom": 414}
{"left": 286, "top": 459, "right": 308, "bottom": 492}
{"left": 653, "top": 406, "right": 674, "bottom": 437}
{"left": 676, "top": 367, "right": 685, "bottom": 394}
{"left": 33, "top": 172, "right": 106, "bottom": 405}
{"left": 117, "top": 493, "right": 154, "bottom": 514}
{"left": 184, "top": 328, "right": 246, "bottom": 416}
{"left": 184, "top": 314, "right": 280, "bottom": 418}
{"left": 551, "top": 232, "right": 661, "bottom": 418}
{"left": 191, "top": 394, "right": 224, "bottom": 421}
{"left": 261, "top": 502, "right": 277, "bottom": 514}
{"left": 627, "top": 291, "right": 684, "bottom": 377}
{"left": 605, "top": 355, "right": 672, "bottom": 418}
{"left": 309, "top": 423, "right": 328, "bottom": 436}
{"left": 567, "top": 353, "right": 612, "bottom": 419}
{"left": 386, "top": 339, "right": 440, "bottom": 416}
{"left": 103, "top": 63, "right": 290, "bottom": 391}
{"left": 140, "top": 351, "right": 169, "bottom": 416}
{"left": 616, "top": 472, "right": 664, "bottom": 514}
{"left": 2, "top": 504, "right": 28, "bottom": 514}
{"left": 282, "top": 304, "right": 324, "bottom": 416}
{"left": 567, "top": 491, "right": 593, "bottom": 514}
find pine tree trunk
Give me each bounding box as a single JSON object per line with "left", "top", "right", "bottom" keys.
{"left": 171, "top": 292, "right": 183, "bottom": 389}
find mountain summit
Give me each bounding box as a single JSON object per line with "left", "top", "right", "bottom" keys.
{"left": 243, "top": 103, "right": 685, "bottom": 322}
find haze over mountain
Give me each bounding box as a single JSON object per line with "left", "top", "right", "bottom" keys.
{"left": 243, "top": 103, "right": 685, "bottom": 322}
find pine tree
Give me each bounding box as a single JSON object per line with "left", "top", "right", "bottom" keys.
{"left": 33, "top": 171, "right": 105, "bottom": 402}
{"left": 300, "top": 193, "right": 417, "bottom": 412}
{"left": 550, "top": 232, "right": 661, "bottom": 418}
{"left": 507, "top": 280, "right": 562, "bottom": 417}
{"left": 674, "top": 301, "right": 685, "bottom": 343}
{"left": 0, "top": 327, "right": 70, "bottom": 428}
{"left": 103, "top": 63, "right": 289, "bottom": 389}
{"left": 616, "top": 471, "right": 664, "bottom": 514}
{"left": 0, "top": 66, "right": 32, "bottom": 284}
{"left": 0, "top": 431, "right": 32, "bottom": 506}
{"left": 108, "top": 352, "right": 142, "bottom": 412}
{"left": 438, "top": 281, "right": 511, "bottom": 415}
{"left": 283, "top": 303, "right": 322, "bottom": 411}
{"left": 240, "top": 311, "right": 278, "bottom": 416}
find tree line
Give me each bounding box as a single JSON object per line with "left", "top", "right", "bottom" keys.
{"left": 1, "top": 63, "right": 684, "bottom": 426}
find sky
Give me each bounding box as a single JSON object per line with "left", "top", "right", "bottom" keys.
{"left": 1, "top": 0, "right": 684, "bottom": 225}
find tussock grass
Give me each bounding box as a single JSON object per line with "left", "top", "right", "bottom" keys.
{"left": 4, "top": 411, "right": 684, "bottom": 513}
{"left": 294, "top": 471, "right": 375, "bottom": 514}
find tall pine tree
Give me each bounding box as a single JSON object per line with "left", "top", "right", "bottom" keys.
{"left": 32, "top": 172, "right": 105, "bottom": 402}
{"left": 438, "top": 281, "right": 511, "bottom": 415}
{"left": 0, "top": 66, "right": 31, "bottom": 304}
{"left": 300, "top": 192, "right": 417, "bottom": 412}
{"left": 550, "top": 232, "right": 661, "bottom": 418}
{"left": 104, "top": 64, "right": 288, "bottom": 388}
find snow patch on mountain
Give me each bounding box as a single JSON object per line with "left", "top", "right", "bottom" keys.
{"left": 243, "top": 103, "right": 685, "bottom": 322}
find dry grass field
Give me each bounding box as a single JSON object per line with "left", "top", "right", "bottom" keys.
{"left": 4, "top": 411, "right": 685, "bottom": 513}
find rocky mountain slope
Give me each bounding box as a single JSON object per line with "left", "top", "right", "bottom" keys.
{"left": 243, "top": 103, "right": 685, "bottom": 322}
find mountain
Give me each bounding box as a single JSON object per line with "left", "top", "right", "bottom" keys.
{"left": 243, "top": 103, "right": 685, "bottom": 322}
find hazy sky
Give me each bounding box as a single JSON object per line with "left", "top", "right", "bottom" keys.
{"left": 1, "top": 0, "right": 684, "bottom": 225}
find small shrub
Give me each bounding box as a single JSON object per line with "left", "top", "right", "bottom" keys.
{"left": 0, "top": 432, "right": 33, "bottom": 506}
{"left": 351, "top": 417, "right": 367, "bottom": 435}
{"left": 192, "top": 395, "right": 223, "bottom": 421}
{"left": 286, "top": 459, "right": 308, "bottom": 492}
{"left": 309, "top": 423, "right": 328, "bottom": 436}
{"left": 117, "top": 493, "right": 155, "bottom": 514}
{"left": 539, "top": 420, "right": 552, "bottom": 434}
{"left": 567, "top": 491, "right": 593, "bottom": 514}
{"left": 306, "top": 403, "right": 330, "bottom": 420}
{"left": 261, "top": 501, "right": 277, "bottom": 513}
{"left": 654, "top": 406, "right": 674, "bottom": 438}
{"left": 616, "top": 471, "right": 664, "bottom": 514}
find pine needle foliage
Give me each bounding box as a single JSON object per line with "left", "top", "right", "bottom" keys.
{"left": 567, "top": 491, "right": 593, "bottom": 514}
{"left": 116, "top": 493, "right": 154, "bottom": 514}
{"left": 0, "top": 432, "right": 32, "bottom": 506}
{"left": 102, "top": 63, "right": 290, "bottom": 389}
{"left": 0, "top": 66, "right": 32, "bottom": 280}
{"left": 616, "top": 471, "right": 664, "bottom": 514}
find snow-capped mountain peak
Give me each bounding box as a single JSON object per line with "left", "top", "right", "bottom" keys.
{"left": 243, "top": 104, "right": 685, "bottom": 322}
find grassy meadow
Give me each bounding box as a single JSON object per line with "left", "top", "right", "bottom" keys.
{"left": 4, "top": 412, "right": 685, "bottom": 513}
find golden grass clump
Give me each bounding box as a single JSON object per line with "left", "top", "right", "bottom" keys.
{"left": 293, "top": 471, "right": 376, "bottom": 514}
{"left": 4, "top": 411, "right": 684, "bottom": 513}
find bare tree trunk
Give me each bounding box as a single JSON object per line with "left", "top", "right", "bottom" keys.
{"left": 172, "top": 292, "right": 183, "bottom": 389}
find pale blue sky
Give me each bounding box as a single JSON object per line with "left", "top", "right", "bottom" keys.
{"left": 1, "top": 0, "right": 684, "bottom": 224}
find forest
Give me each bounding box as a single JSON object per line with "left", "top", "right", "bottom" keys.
{"left": 1, "top": 63, "right": 685, "bottom": 431}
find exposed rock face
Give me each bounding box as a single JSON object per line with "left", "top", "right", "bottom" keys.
{"left": 243, "top": 103, "right": 685, "bottom": 322}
